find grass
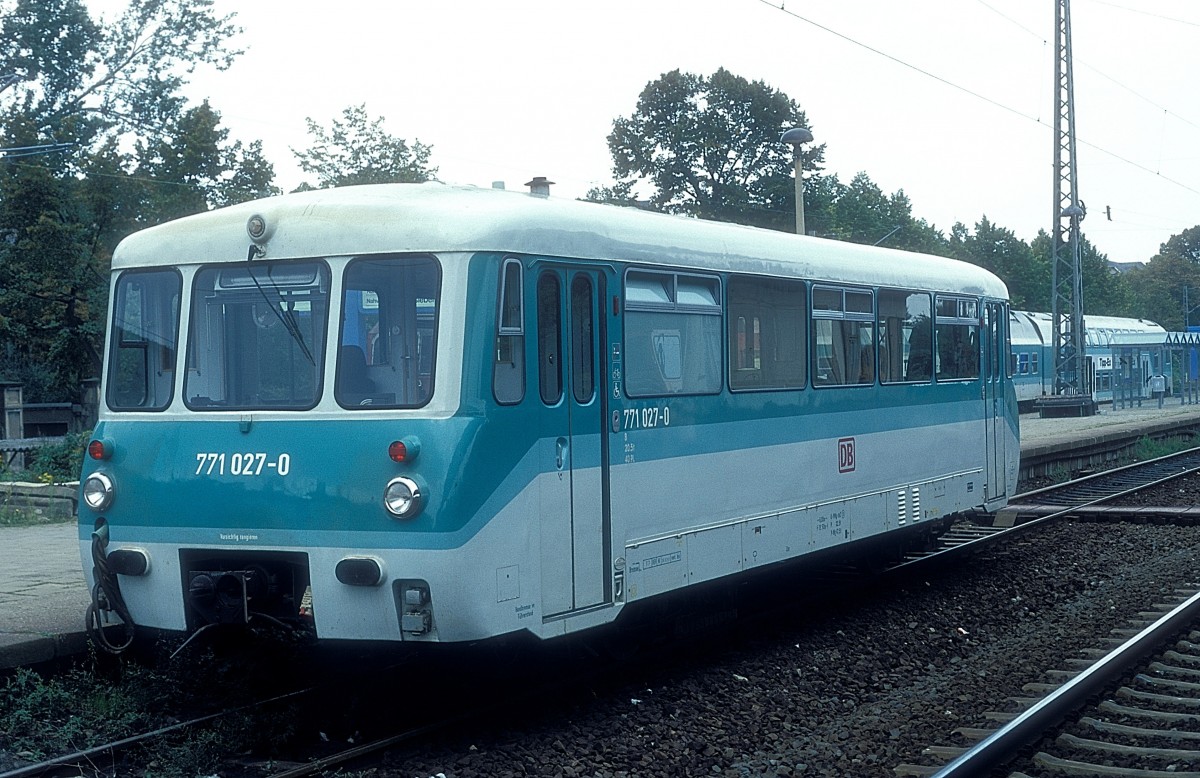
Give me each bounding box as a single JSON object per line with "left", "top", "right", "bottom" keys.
{"left": 0, "top": 504, "right": 45, "bottom": 528}
{"left": 0, "top": 431, "right": 89, "bottom": 487}
{"left": 1131, "top": 434, "right": 1196, "bottom": 462}
{"left": 0, "top": 644, "right": 300, "bottom": 776}
{"left": 0, "top": 664, "right": 159, "bottom": 763}
{"left": 0, "top": 485, "right": 75, "bottom": 528}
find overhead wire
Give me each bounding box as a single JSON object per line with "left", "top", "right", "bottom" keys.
{"left": 974, "top": 0, "right": 1200, "bottom": 136}
{"left": 0, "top": 142, "right": 75, "bottom": 159}
{"left": 973, "top": 0, "right": 1200, "bottom": 234}
{"left": 756, "top": 0, "right": 1200, "bottom": 199}
{"left": 974, "top": 0, "right": 1045, "bottom": 40}
{"left": 758, "top": 0, "right": 1041, "bottom": 126}
{"left": 1082, "top": 0, "right": 1200, "bottom": 28}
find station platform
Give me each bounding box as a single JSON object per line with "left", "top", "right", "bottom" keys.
{"left": 0, "top": 521, "right": 89, "bottom": 668}
{"left": 1019, "top": 401, "right": 1200, "bottom": 478}
{"left": 4, "top": 401, "right": 1200, "bottom": 669}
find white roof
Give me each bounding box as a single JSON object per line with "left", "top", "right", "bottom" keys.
{"left": 1009, "top": 310, "right": 1165, "bottom": 348}
{"left": 113, "top": 183, "right": 1009, "bottom": 298}
{"left": 1083, "top": 314, "right": 1164, "bottom": 334}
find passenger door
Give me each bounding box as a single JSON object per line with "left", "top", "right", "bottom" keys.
{"left": 983, "top": 302, "right": 1007, "bottom": 501}
{"left": 537, "top": 266, "right": 610, "bottom": 616}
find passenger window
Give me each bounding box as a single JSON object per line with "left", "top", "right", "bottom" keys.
{"left": 877, "top": 289, "right": 932, "bottom": 384}
{"left": 537, "top": 272, "right": 563, "bottom": 405}
{"left": 624, "top": 270, "right": 721, "bottom": 397}
{"left": 493, "top": 258, "right": 525, "bottom": 405}
{"left": 570, "top": 274, "right": 596, "bottom": 404}
{"left": 811, "top": 285, "right": 875, "bottom": 387}
{"left": 728, "top": 276, "right": 806, "bottom": 391}
{"left": 934, "top": 296, "right": 980, "bottom": 381}
{"left": 337, "top": 255, "right": 440, "bottom": 408}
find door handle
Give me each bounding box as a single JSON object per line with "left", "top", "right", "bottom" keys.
{"left": 556, "top": 438, "right": 567, "bottom": 470}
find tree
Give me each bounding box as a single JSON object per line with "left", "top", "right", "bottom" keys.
{"left": 949, "top": 217, "right": 1047, "bottom": 310}
{"left": 215, "top": 139, "right": 277, "bottom": 208}
{"left": 292, "top": 104, "right": 437, "bottom": 190}
{"left": 0, "top": 0, "right": 247, "bottom": 403}
{"left": 825, "top": 172, "right": 948, "bottom": 254}
{"left": 1028, "top": 230, "right": 1127, "bottom": 319}
{"left": 789, "top": 170, "right": 946, "bottom": 256}
{"left": 1155, "top": 225, "right": 1200, "bottom": 266}
{"left": 607, "top": 68, "right": 824, "bottom": 231}
{"left": 583, "top": 180, "right": 641, "bottom": 208}
{"left": 0, "top": 156, "right": 102, "bottom": 400}
{"left": 1121, "top": 225, "right": 1200, "bottom": 328}
{"left": 134, "top": 99, "right": 278, "bottom": 224}
{"left": 1, "top": 0, "right": 241, "bottom": 154}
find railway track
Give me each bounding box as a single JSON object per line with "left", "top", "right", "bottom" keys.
{"left": 892, "top": 448, "right": 1200, "bottom": 572}
{"left": 894, "top": 587, "right": 1200, "bottom": 777}
{"left": 251, "top": 453, "right": 1200, "bottom": 776}
{"left": 1006, "top": 448, "right": 1200, "bottom": 516}
{"left": 885, "top": 449, "right": 1200, "bottom": 777}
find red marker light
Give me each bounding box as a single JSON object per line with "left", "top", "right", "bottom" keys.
{"left": 88, "top": 439, "right": 110, "bottom": 460}
{"left": 388, "top": 436, "right": 420, "bottom": 463}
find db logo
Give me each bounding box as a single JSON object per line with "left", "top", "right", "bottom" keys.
{"left": 838, "top": 437, "right": 856, "bottom": 473}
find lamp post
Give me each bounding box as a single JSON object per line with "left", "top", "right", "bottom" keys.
{"left": 781, "top": 127, "right": 814, "bottom": 235}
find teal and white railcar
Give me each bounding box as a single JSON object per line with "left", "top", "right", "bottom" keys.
{"left": 79, "top": 183, "right": 1018, "bottom": 648}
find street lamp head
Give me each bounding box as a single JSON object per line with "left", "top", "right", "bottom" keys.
{"left": 780, "top": 127, "right": 814, "bottom": 146}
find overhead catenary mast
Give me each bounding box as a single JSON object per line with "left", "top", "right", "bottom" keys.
{"left": 1043, "top": 0, "right": 1095, "bottom": 417}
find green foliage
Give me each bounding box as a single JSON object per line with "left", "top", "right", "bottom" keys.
{"left": 0, "top": 0, "right": 252, "bottom": 404}
{"left": 293, "top": 103, "right": 437, "bottom": 190}
{"left": 1131, "top": 434, "right": 1194, "bottom": 462}
{"left": 1, "top": 0, "right": 242, "bottom": 147}
{"left": 607, "top": 68, "right": 823, "bottom": 231}
{"left": 134, "top": 99, "right": 280, "bottom": 224}
{"left": 27, "top": 430, "right": 89, "bottom": 481}
{"left": 0, "top": 667, "right": 150, "bottom": 760}
{"left": 0, "top": 660, "right": 277, "bottom": 776}
{"left": 1120, "top": 225, "right": 1200, "bottom": 329}
{"left": 600, "top": 67, "right": 1185, "bottom": 324}
{"left": 583, "top": 179, "right": 640, "bottom": 207}
{"left": 0, "top": 155, "right": 104, "bottom": 399}
{"left": 950, "top": 217, "right": 1048, "bottom": 309}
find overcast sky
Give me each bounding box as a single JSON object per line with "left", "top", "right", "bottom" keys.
{"left": 89, "top": 0, "right": 1200, "bottom": 264}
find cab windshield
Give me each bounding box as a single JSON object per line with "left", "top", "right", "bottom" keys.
{"left": 184, "top": 261, "right": 330, "bottom": 410}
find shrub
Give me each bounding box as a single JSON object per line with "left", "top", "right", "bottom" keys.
{"left": 27, "top": 430, "right": 90, "bottom": 483}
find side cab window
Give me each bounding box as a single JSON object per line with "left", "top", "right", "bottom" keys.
{"left": 493, "top": 258, "right": 525, "bottom": 404}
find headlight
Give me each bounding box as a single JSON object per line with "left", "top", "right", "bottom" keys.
{"left": 82, "top": 473, "right": 115, "bottom": 512}
{"left": 383, "top": 476, "right": 424, "bottom": 519}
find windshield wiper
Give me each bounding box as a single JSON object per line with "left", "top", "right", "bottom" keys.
{"left": 248, "top": 269, "right": 316, "bottom": 366}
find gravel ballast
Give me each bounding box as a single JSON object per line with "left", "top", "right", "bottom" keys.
{"left": 385, "top": 481, "right": 1200, "bottom": 778}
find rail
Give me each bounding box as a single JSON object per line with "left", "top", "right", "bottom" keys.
{"left": 931, "top": 590, "right": 1200, "bottom": 778}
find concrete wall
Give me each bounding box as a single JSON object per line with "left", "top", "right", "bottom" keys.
{"left": 0, "top": 481, "right": 77, "bottom": 523}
